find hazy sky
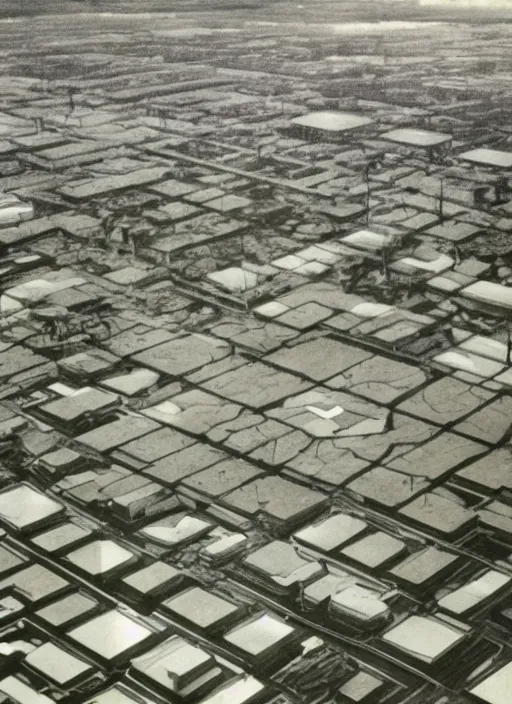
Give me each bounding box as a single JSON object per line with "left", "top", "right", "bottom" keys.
{"left": 420, "top": 0, "right": 510, "bottom": 5}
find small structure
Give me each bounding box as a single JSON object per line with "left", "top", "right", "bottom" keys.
{"left": 290, "top": 111, "right": 372, "bottom": 142}
{"left": 380, "top": 128, "right": 452, "bottom": 161}
{"left": 468, "top": 661, "right": 512, "bottom": 704}
{"left": 0, "top": 193, "right": 34, "bottom": 226}
{"left": 461, "top": 149, "right": 512, "bottom": 204}
{"left": 459, "top": 147, "right": 512, "bottom": 169}
{"left": 381, "top": 614, "right": 468, "bottom": 668}
{"left": 68, "top": 609, "right": 157, "bottom": 665}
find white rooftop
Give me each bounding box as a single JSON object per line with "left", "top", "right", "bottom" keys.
{"left": 461, "top": 280, "right": 512, "bottom": 311}
{"left": 331, "top": 586, "right": 389, "bottom": 621}
{"left": 438, "top": 570, "right": 510, "bottom": 615}
{"left": 0, "top": 193, "right": 34, "bottom": 227}
{"left": 25, "top": 642, "right": 93, "bottom": 685}
{"left": 199, "top": 676, "right": 265, "bottom": 704}
{"left": 341, "top": 230, "right": 392, "bottom": 252}
{"left": 66, "top": 540, "right": 135, "bottom": 576}
{"left": 381, "top": 128, "right": 452, "bottom": 148}
{"left": 207, "top": 267, "right": 258, "bottom": 293}
{"left": 84, "top": 686, "right": 152, "bottom": 704}
{"left": 224, "top": 614, "right": 294, "bottom": 656}
{"left": 132, "top": 636, "right": 213, "bottom": 690}
{"left": 0, "top": 676, "right": 53, "bottom": 704}
{"left": 69, "top": 610, "right": 153, "bottom": 662}
{"left": 140, "top": 516, "right": 211, "bottom": 547}
{"left": 470, "top": 661, "right": 512, "bottom": 704}
{"left": 0, "top": 484, "right": 64, "bottom": 531}
{"left": 382, "top": 615, "right": 465, "bottom": 663}
{"left": 291, "top": 111, "right": 372, "bottom": 132}
{"left": 294, "top": 513, "right": 366, "bottom": 552}
{"left": 459, "top": 147, "right": 512, "bottom": 169}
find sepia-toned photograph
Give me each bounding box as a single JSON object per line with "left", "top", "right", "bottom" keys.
{"left": 0, "top": 1, "right": 511, "bottom": 703}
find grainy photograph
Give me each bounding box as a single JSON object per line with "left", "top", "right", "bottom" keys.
{"left": 0, "top": 1, "right": 511, "bottom": 703}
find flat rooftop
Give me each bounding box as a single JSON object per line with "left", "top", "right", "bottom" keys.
{"left": 470, "top": 661, "right": 512, "bottom": 704}
{"left": 291, "top": 111, "right": 372, "bottom": 133}
{"left": 380, "top": 128, "right": 452, "bottom": 148}
{"left": 132, "top": 636, "right": 213, "bottom": 691}
{"left": 66, "top": 539, "right": 136, "bottom": 576}
{"left": 458, "top": 147, "right": 512, "bottom": 168}
{"left": 460, "top": 280, "right": 512, "bottom": 312}
{"left": 382, "top": 615, "right": 466, "bottom": 664}
{"left": 25, "top": 642, "right": 94, "bottom": 686}
{"left": 224, "top": 614, "right": 294, "bottom": 656}
{"left": 437, "top": 570, "right": 510, "bottom": 616}
{"left": 68, "top": 610, "right": 154, "bottom": 662}
{"left": 0, "top": 483, "right": 64, "bottom": 532}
